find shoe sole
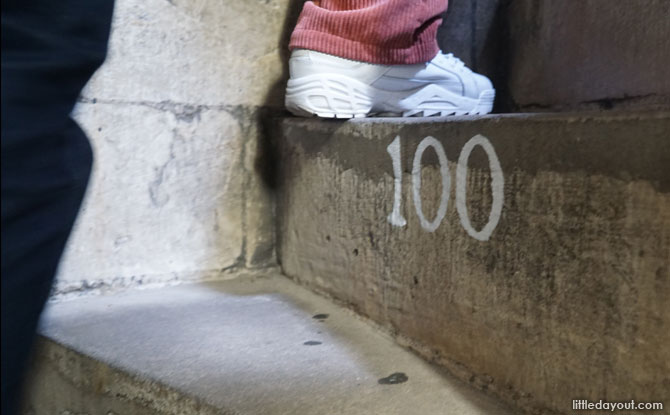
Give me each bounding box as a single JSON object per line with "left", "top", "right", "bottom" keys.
{"left": 285, "top": 73, "right": 495, "bottom": 119}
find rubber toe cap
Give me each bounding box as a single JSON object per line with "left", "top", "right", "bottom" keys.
{"left": 474, "top": 73, "right": 494, "bottom": 94}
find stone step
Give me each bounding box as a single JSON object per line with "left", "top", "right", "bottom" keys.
{"left": 276, "top": 112, "right": 670, "bottom": 415}
{"left": 24, "top": 273, "right": 514, "bottom": 415}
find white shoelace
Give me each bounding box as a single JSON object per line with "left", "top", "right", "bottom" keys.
{"left": 439, "top": 52, "right": 466, "bottom": 68}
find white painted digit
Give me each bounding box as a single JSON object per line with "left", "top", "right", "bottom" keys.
{"left": 456, "top": 134, "right": 504, "bottom": 241}
{"left": 412, "top": 136, "right": 450, "bottom": 232}
{"left": 387, "top": 136, "right": 407, "bottom": 227}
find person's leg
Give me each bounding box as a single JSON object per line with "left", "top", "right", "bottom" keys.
{"left": 289, "top": 0, "right": 448, "bottom": 65}
{"left": 1, "top": 1, "right": 114, "bottom": 413}
{"left": 285, "top": 0, "right": 494, "bottom": 118}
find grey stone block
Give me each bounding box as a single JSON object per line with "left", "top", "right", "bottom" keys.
{"left": 505, "top": 0, "right": 670, "bottom": 110}
{"left": 57, "top": 101, "right": 246, "bottom": 294}
{"left": 438, "top": 0, "right": 670, "bottom": 111}
{"left": 82, "top": 0, "right": 295, "bottom": 108}
{"left": 56, "top": 0, "right": 307, "bottom": 291}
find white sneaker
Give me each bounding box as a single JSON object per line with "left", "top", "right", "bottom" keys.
{"left": 285, "top": 49, "right": 495, "bottom": 118}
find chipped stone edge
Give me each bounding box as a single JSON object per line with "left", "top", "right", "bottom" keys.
{"left": 23, "top": 336, "right": 236, "bottom": 415}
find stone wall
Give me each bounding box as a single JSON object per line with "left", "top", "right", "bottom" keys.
{"left": 55, "top": 0, "right": 304, "bottom": 295}
{"left": 439, "top": 0, "right": 670, "bottom": 112}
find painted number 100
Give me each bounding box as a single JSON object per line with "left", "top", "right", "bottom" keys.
{"left": 386, "top": 134, "right": 504, "bottom": 241}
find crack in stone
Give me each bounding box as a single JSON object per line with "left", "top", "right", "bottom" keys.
{"left": 77, "top": 97, "right": 236, "bottom": 122}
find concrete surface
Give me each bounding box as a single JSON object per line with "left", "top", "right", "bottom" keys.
{"left": 55, "top": 0, "right": 305, "bottom": 294}
{"left": 276, "top": 112, "right": 670, "bottom": 415}
{"left": 23, "top": 273, "right": 514, "bottom": 415}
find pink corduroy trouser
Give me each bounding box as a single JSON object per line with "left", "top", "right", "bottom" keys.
{"left": 289, "top": 0, "right": 449, "bottom": 65}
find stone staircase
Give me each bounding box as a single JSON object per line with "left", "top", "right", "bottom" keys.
{"left": 275, "top": 112, "right": 670, "bottom": 414}
{"left": 24, "top": 111, "right": 669, "bottom": 415}
{"left": 18, "top": 0, "right": 670, "bottom": 412}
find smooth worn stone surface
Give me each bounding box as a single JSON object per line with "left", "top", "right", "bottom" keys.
{"left": 57, "top": 0, "right": 300, "bottom": 292}
{"left": 57, "top": 102, "right": 246, "bottom": 294}
{"left": 276, "top": 112, "right": 670, "bottom": 415}
{"left": 81, "top": 0, "right": 297, "bottom": 107}
{"left": 24, "top": 274, "right": 514, "bottom": 415}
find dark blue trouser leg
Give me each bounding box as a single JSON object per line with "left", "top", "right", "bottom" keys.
{"left": 1, "top": 1, "right": 114, "bottom": 413}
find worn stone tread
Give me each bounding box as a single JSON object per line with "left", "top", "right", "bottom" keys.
{"left": 25, "top": 273, "right": 514, "bottom": 415}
